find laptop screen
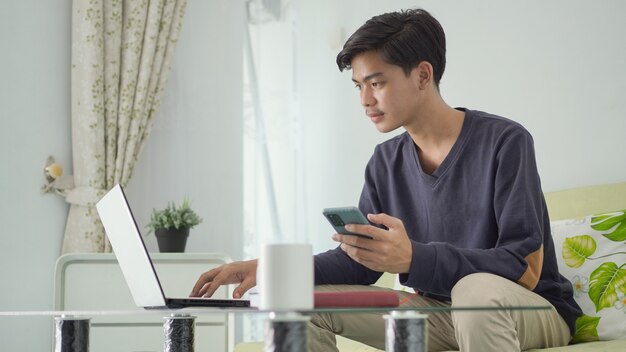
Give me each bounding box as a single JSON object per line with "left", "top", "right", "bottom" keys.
{"left": 96, "top": 184, "right": 168, "bottom": 308}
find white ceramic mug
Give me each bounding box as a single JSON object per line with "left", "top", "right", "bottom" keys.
{"left": 257, "top": 243, "right": 314, "bottom": 311}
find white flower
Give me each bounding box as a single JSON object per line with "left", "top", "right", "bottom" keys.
{"left": 614, "top": 287, "right": 626, "bottom": 313}
{"left": 572, "top": 275, "right": 589, "bottom": 297}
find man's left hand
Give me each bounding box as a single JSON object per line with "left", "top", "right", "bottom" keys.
{"left": 332, "top": 213, "right": 412, "bottom": 273}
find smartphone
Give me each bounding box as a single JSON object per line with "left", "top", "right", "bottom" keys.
{"left": 322, "top": 206, "right": 372, "bottom": 238}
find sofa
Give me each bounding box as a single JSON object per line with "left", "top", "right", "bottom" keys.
{"left": 235, "top": 181, "right": 626, "bottom": 351}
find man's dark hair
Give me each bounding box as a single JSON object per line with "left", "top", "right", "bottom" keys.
{"left": 336, "top": 9, "right": 446, "bottom": 87}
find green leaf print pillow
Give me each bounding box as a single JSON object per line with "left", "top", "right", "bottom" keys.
{"left": 552, "top": 209, "right": 626, "bottom": 342}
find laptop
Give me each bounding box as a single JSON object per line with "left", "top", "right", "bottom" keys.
{"left": 96, "top": 184, "right": 250, "bottom": 309}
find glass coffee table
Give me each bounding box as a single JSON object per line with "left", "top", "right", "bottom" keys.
{"left": 0, "top": 305, "right": 550, "bottom": 352}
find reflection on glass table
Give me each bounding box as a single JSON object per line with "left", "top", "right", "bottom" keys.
{"left": 1, "top": 305, "right": 551, "bottom": 352}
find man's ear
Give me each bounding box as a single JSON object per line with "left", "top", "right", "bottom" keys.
{"left": 415, "top": 61, "right": 433, "bottom": 89}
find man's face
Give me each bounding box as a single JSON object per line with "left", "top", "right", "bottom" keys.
{"left": 351, "top": 51, "right": 422, "bottom": 133}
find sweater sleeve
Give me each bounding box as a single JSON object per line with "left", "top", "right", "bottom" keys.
{"left": 400, "top": 130, "right": 547, "bottom": 296}
{"left": 314, "top": 247, "right": 382, "bottom": 285}
{"left": 313, "top": 151, "right": 384, "bottom": 286}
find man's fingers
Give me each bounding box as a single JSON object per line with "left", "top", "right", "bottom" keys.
{"left": 197, "top": 282, "right": 211, "bottom": 297}
{"left": 233, "top": 277, "right": 256, "bottom": 298}
{"left": 201, "top": 270, "right": 230, "bottom": 298}
{"left": 190, "top": 268, "right": 220, "bottom": 297}
{"left": 191, "top": 260, "right": 258, "bottom": 298}
{"left": 334, "top": 233, "right": 375, "bottom": 250}
{"left": 342, "top": 224, "right": 380, "bottom": 239}
{"left": 340, "top": 243, "right": 377, "bottom": 266}
{"left": 201, "top": 282, "right": 218, "bottom": 298}
{"left": 367, "top": 213, "right": 402, "bottom": 229}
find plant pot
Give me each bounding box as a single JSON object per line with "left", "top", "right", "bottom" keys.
{"left": 155, "top": 227, "right": 190, "bottom": 253}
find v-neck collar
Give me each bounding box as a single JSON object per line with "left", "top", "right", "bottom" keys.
{"left": 407, "top": 108, "right": 474, "bottom": 187}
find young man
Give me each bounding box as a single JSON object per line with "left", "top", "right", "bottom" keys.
{"left": 191, "top": 9, "right": 581, "bottom": 351}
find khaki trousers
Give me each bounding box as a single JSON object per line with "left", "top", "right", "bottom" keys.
{"left": 309, "top": 273, "right": 571, "bottom": 352}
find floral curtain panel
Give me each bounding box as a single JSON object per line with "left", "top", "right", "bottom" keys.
{"left": 62, "top": 0, "right": 187, "bottom": 253}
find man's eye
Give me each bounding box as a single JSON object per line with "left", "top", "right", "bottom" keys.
{"left": 354, "top": 84, "right": 362, "bottom": 91}
{"left": 371, "top": 82, "right": 383, "bottom": 88}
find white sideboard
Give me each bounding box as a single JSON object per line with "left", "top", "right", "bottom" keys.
{"left": 54, "top": 253, "right": 234, "bottom": 352}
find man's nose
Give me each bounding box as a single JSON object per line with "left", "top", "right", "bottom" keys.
{"left": 360, "top": 87, "right": 376, "bottom": 107}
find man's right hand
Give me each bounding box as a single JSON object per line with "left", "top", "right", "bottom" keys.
{"left": 189, "top": 259, "right": 258, "bottom": 299}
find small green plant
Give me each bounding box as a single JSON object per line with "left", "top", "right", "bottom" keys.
{"left": 146, "top": 198, "right": 202, "bottom": 234}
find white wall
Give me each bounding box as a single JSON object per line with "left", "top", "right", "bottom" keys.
{"left": 0, "top": 0, "right": 71, "bottom": 348}
{"left": 126, "top": 0, "right": 245, "bottom": 260}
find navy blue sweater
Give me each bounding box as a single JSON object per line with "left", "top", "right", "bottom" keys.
{"left": 314, "top": 109, "right": 581, "bottom": 334}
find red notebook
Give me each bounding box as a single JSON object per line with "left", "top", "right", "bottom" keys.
{"left": 314, "top": 291, "right": 399, "bottom": 308}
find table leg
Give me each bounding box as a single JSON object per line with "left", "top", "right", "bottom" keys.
{"left": 164, "top": 314, "right": 196, "bottom": 352}
{"left": 54, "top": 316, "right": 90, "bottom": 352}
{"left": 384, "top": 311, "right": 428, "bottom": 352}
{"left": 264, "top": 312, "right": 310, "bottom": 352}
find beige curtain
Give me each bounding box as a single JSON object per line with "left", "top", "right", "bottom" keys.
{"left": 62, "top": 0, "right": 188, "bottom": 253}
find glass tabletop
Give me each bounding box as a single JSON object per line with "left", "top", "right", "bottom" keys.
{"left": 0, "top": 304, "right": 552, "bottom": 317}
{"left": 0, "top": 305, "right": 553, "bottom": 352}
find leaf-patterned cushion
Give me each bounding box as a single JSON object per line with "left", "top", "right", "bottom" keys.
{"left": 551, "top": 210, "right": 626, "bottom": 343}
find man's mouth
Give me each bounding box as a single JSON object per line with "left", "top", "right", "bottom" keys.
{"left": 367, "top": 111, "right": 384, "bottom": 123}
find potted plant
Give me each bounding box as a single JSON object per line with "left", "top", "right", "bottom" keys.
{"left": 146, "top": 198, "right": 202, "bottom": 252}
